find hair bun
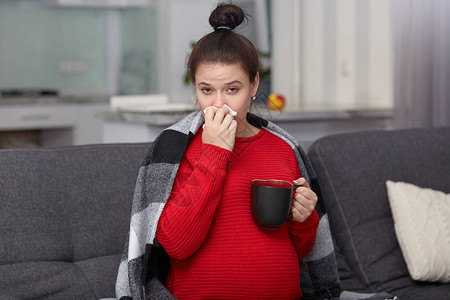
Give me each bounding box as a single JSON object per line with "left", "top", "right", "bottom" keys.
{"left": 209, "top": 3, "right": 246, "bottom": 30}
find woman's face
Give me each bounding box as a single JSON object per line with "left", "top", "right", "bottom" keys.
{"left": 194, "top": 63, "right": 259, "bottom": 121}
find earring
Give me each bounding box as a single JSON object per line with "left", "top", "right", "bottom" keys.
{"left": 251, "top": 96, "right": 256, "bottom": 101}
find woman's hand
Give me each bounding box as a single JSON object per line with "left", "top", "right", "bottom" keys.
{"left": 291, "top": 177, "right": 318, "bottom": 222}
{"left": 202, "top": 107, "right": 237, "bottom": 151}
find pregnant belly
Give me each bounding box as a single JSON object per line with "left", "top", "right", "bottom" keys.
{"left": 168, "top": 229, "right": 301, "bottom": 299}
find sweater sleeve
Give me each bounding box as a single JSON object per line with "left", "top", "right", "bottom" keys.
{"left": 287, "top": 210, "right": 319, "bottom": 260}
{"left": 157, "top": 143, "right": 232, "bottom": 260}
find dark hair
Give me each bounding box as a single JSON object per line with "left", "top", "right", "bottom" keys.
{"left": 187, "top": 3, "right": 259, "bottom": 84}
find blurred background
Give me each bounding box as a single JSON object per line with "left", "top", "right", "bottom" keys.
{"left": 0, "top": 0, "right": 449, "bottom": 149}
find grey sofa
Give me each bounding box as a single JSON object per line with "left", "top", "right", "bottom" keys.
{"left": 307, "top": 126, "right": 450, "bottom": 299}
{"left": 1, "top": 127, "right": 449, "bottom": 299}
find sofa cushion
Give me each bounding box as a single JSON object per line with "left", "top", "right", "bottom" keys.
{"left": 0, "top": 262, "right": 97, "bottom": 300}
{"left": 0, "top": 143, "right": 150, "bottom": 298}
{"left": 386, "top": 181, "right": 450, "bottom": 282}
{"left": 75, "top": 254, "right": 123, "bottom": 298}
{"left": 307, "top": 127, "right": 450, "bottom": 299}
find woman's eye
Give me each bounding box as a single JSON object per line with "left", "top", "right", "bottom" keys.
{"left": 227, "top": 87, "right": 238, "bottom": 93}
{"left": 201, "top": 88, "right": 212, "bottom": 94}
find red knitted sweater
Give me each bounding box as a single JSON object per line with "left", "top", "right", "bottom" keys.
{"left": 157, "top": 128, "right": 319, "bottom": 299}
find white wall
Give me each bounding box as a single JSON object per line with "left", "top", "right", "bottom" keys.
{"left": 157, "top": 0, "right": 215, "bottom": 104}
{"left": 272, "top": 0, "right": 393, "bottom": 110}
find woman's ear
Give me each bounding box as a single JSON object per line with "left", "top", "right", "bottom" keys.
{"left": 251, "top": 72, "right": 260, "bottom": 97}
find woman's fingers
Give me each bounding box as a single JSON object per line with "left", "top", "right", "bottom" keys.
{"left": 291, "top": 179, "right": 318, "bottom": 222}
{"left": 202, "top": 107, "right": 237, "bottom": 151}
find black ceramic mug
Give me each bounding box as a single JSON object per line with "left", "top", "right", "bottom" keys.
{"left": 251, "top": 179, "right": 301, "bottom": 230}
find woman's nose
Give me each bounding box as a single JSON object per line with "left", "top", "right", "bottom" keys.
{"left": 213, "top": 92, "right": 225, "bottom": 107}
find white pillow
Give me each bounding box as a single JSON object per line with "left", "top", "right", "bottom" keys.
{"left": 386, "top": 181, "right": 450, "bottom": 282}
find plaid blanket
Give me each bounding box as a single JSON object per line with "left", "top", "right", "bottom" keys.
{"left": 116, "top": 111, "right": 342, "bottom": 299}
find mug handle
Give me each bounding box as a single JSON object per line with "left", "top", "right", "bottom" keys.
{"left": 288, "top": 184, "right": 302, "bottom": 218}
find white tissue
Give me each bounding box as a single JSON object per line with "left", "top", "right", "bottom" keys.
{"left": 202, "top": 104, "right": 237, "bottom": 129}
{"left": 203, "top": 104, "right": 237, "bottom": 116}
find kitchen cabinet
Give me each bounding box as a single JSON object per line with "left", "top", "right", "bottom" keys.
{"left": 44, "top": 0, "right": 153, "bottom": 7}
{"left": 0, "top": 102, "right": 108, "bottom": 147}
{"left": 0, "top": 104, "right": 77, "bottom": 130}
{"left": 75, "top": 103, "right": 110, "bottom": 145}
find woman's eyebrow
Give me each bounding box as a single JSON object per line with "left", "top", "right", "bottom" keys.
{"left": 226, "top": 80, "right": 243, "bottom": 85}
{"left": 197, "top": 80, "right": 243, "bottom": 86}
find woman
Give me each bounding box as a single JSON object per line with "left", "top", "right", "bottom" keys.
{"left": 155, "top": 3, "right": 319, "bottom": 299}
{"left": 115, "top": 3, "right": 344, "bottom": 299}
